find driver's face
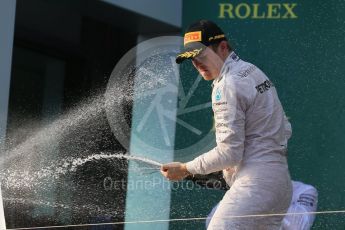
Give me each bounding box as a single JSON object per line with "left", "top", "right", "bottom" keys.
{"left": 191, "top": 47, "right": 224, "bottom": 81}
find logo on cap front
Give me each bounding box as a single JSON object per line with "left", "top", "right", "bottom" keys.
{"left": 184, "top": 31, "right": 202, "bottom": 45}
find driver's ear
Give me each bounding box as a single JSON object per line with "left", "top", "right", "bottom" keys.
{"left": 218, "top": 41, "right": 230, "bottom": 60}
{"left": 219, "top": 41, "right": 228, "bottom": 52}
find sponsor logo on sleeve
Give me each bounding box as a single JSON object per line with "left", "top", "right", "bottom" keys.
{"left": 255, "top": 80, "right": 274, "bottom": 93}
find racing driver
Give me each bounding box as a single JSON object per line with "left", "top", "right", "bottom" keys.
{"left": 161, "top": 19, "right": 293, "bottom": 229}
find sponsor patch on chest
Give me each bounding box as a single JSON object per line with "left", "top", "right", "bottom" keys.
{"left": 215, "top": 88, "right": 222, "bottom": 101}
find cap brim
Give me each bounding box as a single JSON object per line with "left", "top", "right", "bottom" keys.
{"left": 175, "top": 46, "right": 205, "bottom": 64}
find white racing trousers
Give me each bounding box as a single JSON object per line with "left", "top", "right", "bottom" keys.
{"left": 207, "top": 162, "right": 292, "bottom": 230}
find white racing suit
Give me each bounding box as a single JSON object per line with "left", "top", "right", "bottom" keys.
{"left": 186, "top": 52, "right": 293, "bottom": 229}
{"left": 206, "top": 181, "right": 318, "bottom": 230}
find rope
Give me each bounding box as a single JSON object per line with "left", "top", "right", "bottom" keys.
{"left": 7, "top": 210, "right": 345, "bottom": 230}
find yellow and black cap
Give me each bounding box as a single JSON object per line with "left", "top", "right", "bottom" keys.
{"left": 176, "top": 20, "right": 227, "bottom": 64}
